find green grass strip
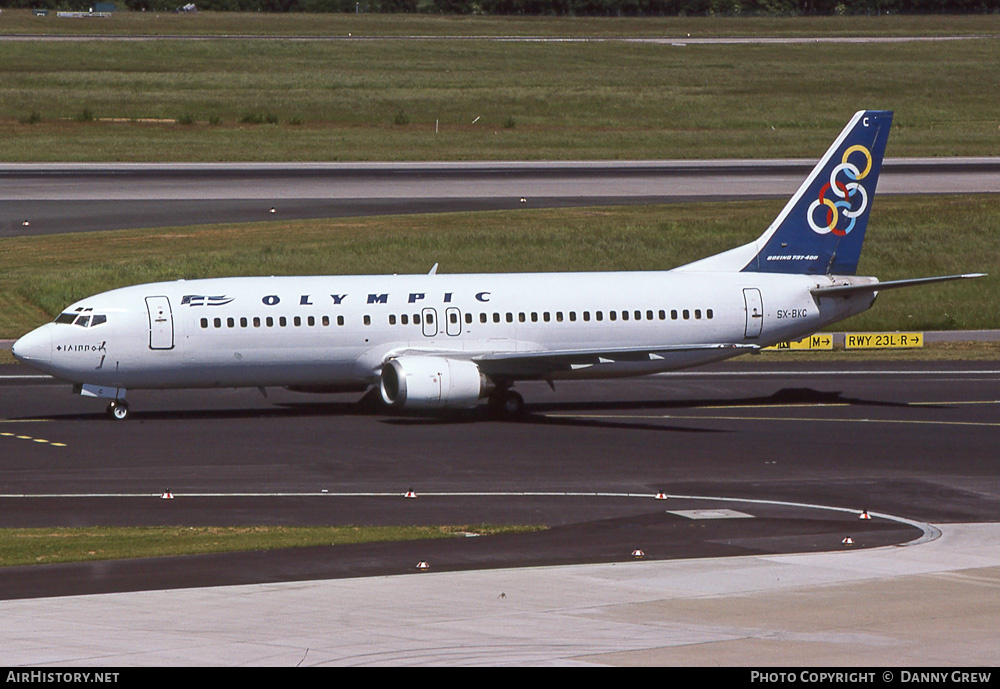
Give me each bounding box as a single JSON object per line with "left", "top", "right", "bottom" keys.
{"left": 2, "top": 195, "right": 997, "bottom": 339}
{"left": 2, "top": 18, "right": 999, "bottom": 161}
{"left": 0, "top": 524, "right": 543, "bottom": 567}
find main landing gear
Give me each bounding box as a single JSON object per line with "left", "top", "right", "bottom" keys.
{"left": 487, "top": 388, "right": 525, "bottom": 419}
{"left": 106, "top": 400, "right": 130, "bottom": 421}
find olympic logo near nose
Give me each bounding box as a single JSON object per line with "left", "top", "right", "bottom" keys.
{"left": 807, "top": 144, "right": 873, "bottom": 236}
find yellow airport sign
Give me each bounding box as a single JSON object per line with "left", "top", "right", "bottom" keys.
{"left": 845, "top": 332, "right": 923, "bottom": 349}
{"left": 764, "top": 334, "right": 833, "bottom": 351}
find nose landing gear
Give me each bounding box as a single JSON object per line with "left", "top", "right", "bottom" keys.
{"left": 106, "top": 400, "right": 130, "bottom": 421}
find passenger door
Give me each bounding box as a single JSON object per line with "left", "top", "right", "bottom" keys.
{"left": 146, "top": 296, "right": 174, "bottom": 350}
{"left": 743, "top": 288, "right": 763, "bottom": 339}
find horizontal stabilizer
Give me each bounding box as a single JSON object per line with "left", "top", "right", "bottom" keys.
{"left": 811, "top": 273, "right": 986, "bottom": 297}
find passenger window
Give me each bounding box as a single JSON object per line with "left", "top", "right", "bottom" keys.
{"left": 322, "top": 316, "right": 330, "bottom": 326}
{"left": 707, "top": 309, "right": 714, "bottom": 319}
{"left": 201, "top": 318, "right": 208, "bottom": 329}
{"left": 695, "top": 309, "right": 702, "bottom": 319}
{"left": 337, "top": 316, "right": 345, "bottom": 326}
{"left": 389, "top": 315, "right": 396, "bottom": 325}
{"left": 683, "top": 310, "right": 690, "bottom": 320}
{"left": 214, "top": 318, "right": 222, "bottom": 328}
{"left": 294, "top": 316, "right": 301, "bottom": 327}
{"left": 279, "top": 317, "right": 286, "bottom": 327}
{"left": 671, "top": 310, "right": 678, "bottom": 320}
{"left": 401, "top": 314, "right": 409, "bottom": 325}
{"left": 227, "top": 318, "right": 235, "bottom": 328}
{"left": 241, "top": 317, "right": 248, "bottom": 328}
{"left": 254, "top": 317, "right": 261, "bottom": 328}
{"left": 364, "top": 315, "right": 371, "bottom": 326}
{"left": 266, "top": 317, "right": 274, "bottom": 327}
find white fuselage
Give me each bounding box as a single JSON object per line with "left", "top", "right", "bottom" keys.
{"left": 16, "top": 269, "right": 874, "bottom": 393}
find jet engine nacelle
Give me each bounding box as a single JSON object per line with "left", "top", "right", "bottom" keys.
{"left": 380, "top": 356, "right": 491, "bottom": 409}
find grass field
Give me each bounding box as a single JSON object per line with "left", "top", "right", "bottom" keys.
{"left": 0, "top": 524, "right": 541, "bottom": 567}
{"left": 2, "top": 194, "right": 997, "bottom": 340}
{"left": 1, "top": 13, "right": 999, "bottom": 161}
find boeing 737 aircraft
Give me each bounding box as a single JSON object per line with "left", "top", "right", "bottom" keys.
{"left": 12, "top": 110, "right": 984, "bottom": 420}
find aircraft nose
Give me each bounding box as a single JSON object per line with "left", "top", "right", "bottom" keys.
{"left": 11, "top": 325, "right": 52, "bottom": 369}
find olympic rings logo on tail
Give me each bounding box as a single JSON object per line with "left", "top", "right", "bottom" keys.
{"left": 807, "top": 144, "right": 873, "bottom": 236}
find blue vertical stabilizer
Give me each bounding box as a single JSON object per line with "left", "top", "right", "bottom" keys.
{"left": 741, "top": 110, "right": 893, "bottom": 276}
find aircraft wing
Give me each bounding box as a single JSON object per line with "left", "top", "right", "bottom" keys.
{"left": 470, "top": 342, "right": 759, "bottom": 378}
{"left": 380, "top": 342, "right": 758, "bottom": 379}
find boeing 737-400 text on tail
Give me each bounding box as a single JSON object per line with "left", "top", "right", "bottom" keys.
{"left": 12, "top": 111, "right": 984, "bottom": 419}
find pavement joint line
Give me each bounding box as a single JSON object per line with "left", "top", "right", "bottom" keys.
{"left": 656, "top": 370, "right": 1000, "bottom": 377}
{"left": 544, "top": 413, "right": 1000, "bottom": 428}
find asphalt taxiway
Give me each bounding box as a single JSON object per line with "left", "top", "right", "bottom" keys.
{"left": 1, "top": 161, "right": 998, "bottom": 664}
{"left": 3, "top": 159, "right": 999, "bottom": 236}
{"left": 1, "top": 359, "right": 998, "bottom": 664}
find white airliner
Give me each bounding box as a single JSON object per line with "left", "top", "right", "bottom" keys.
{"left": 12, "top": 110, "right": 984, "bottom": 420}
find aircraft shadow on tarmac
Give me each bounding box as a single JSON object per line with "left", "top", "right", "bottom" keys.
{"left": 22, "top": 386, "right": 927, "bottom": 431}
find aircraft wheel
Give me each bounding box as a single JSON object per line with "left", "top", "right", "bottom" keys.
{"left": 107, "top": 401, "right": 129, "bottom": 421}
{"left": 489, "top": 389, "right": 525, "bottom": 419}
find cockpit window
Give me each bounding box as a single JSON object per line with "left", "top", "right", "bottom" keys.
{"left": 55, "top": 312, "right": 107, "bottom": 327}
